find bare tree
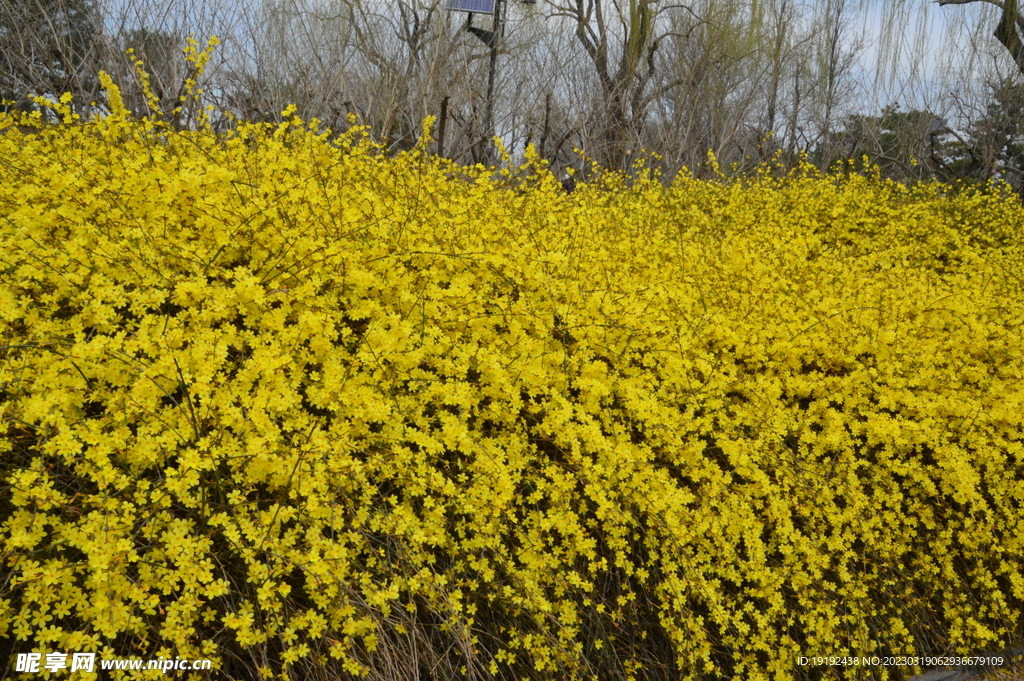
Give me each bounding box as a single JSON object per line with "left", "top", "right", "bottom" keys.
{"left": 807, "top": 0, "right": 862, "bottom": 170}
{"left": 0, "top": 0, "right": 104, "bottom": 115}
{"left": 543, "top": 0, "right": 677, "bottom": 169}
{"left": 642, "top": 0, "right": 768, "bottom": 174}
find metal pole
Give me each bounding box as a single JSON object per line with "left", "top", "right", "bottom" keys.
{"left": 483, "top": 0, "right": 501, "bottom": 162}
{"left": 438, "top": 96, "right": 449, "bottom": 158}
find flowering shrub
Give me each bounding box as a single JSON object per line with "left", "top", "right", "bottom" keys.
{"left": 2, "top": 79, "right": 1023, "bottom": 681}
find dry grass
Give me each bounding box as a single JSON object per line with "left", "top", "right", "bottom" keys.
{"left": 979, "top": 657, "right": 1024, "bottom": 681}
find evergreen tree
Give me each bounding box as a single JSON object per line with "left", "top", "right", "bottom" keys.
{"left": 823, "top": 104, "right": 951, "bottom": 181}
{"left": 953, "top": 78, "right": 1024, "bottom": 194}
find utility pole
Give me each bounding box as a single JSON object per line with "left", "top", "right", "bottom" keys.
{"left": 483, "top": 0, "right": 502, "bottom": 152}
{"left": 448, "top": 0, "right": 506, "bottom": 163}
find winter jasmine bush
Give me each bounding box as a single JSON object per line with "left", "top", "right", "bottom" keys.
{"left": 1, "top": 63, "right": 1023, "bottom": 681}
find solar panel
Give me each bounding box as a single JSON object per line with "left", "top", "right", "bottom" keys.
{"left": 447, "top": 0, "right": 496, "bottom": 13}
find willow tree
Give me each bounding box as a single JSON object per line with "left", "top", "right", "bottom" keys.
{"left": 937, "top": 0, "right": 1024, "bottom": 74}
